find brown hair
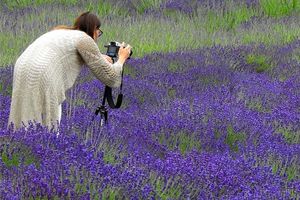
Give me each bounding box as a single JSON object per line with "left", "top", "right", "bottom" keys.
{"left": 53, "top": 11, "right": 101, "bottom": 39}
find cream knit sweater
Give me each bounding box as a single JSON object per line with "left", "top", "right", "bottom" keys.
{"left": 8, "top": 29, "right": 123, "bottom": 130}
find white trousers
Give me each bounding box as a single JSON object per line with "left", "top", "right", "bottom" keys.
{"left": 56, "top": 104, "right": 62, "bottom": 136}
{"left": 58, "top": 104, "right": 62, "bottom": 124}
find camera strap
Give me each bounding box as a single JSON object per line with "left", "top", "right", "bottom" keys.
{"left": 96, "top": 61, "right": 124, "bottom": 126}
{"left": 104, "top": 68, "right": 124, "bottom": 109}
{"left": 103, "top": 60, "right": 124, "bottom": 109}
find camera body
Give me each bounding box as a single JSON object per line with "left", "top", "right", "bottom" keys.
{"left": 104, "top": 41, "right": 133, "bottom": 59}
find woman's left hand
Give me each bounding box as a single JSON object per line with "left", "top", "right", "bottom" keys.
{"left": 102, "top": 54, "right": 113, "bottom": 64}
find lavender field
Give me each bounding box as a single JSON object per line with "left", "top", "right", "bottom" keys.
{"left": 1, "top": 0, "right": 300, "bottom": 199}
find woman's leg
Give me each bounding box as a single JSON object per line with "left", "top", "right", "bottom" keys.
{"left": 56, "top": 104, "right": 62, "bottom": 136}
{"left": 58, "top": 104, "right": 62, "bottom": 123}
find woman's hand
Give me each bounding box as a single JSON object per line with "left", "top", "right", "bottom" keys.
{"left": 102, "top": 54, "right": 113, "bottom": 64}
{"left": 118, "top": 42, "right": 132, "bottom": 64}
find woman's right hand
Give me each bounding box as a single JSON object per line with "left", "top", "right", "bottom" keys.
{"left": 118, "top": 42, "right": 132, "bottom": 64}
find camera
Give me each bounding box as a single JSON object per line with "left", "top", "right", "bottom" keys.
{"left": 104, "top": 41, "right": 133, "bottom": 59}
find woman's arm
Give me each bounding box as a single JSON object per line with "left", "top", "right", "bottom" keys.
{"left": 76, "top": 36, "right": 124, "bottom": 88}
{"left": 101, "top": 54, "right": 113, "bottom": 64}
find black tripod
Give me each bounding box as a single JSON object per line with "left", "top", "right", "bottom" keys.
{"left": 92, "top": 41, "right": 132, "bottom": 126}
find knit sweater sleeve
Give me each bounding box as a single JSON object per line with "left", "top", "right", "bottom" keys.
{"left": 76, "top": 35, "right": 123, "bottom": 88}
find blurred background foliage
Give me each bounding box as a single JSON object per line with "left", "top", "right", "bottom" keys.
{"left": 0, "top": 0, "right": 300, "bottom": 67}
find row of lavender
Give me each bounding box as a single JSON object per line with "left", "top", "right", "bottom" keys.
{"left": 0, "top": 0, "right": 289, "bottom": 34}
{"left": 1, "top": 40, "right": 300, "bottom": 198}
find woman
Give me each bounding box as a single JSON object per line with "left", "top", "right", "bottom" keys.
{"left": 8, "top": 11, "right": 132, "bottom": 131}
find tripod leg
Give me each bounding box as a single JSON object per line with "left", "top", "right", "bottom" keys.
{"left": 100, "top": 116, "right": 105, "bottom": 127}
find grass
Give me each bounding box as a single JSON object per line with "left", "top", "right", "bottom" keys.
{"left": 1, "top": 1, "right": 300, "bottom": 67}
{"left": 202, "top": 5, "right": 256, "bottom": 33}
{"left": 0, "top": 32, "right": 38, "bottom": 66}
{"left": 154, "top": 176, "right": 182, "bottom": 200}
{"left": 246, "top": 54, "right": 272, "bottom": 73}
{"left": 150, "top": 173, "right": 183, "bottom": 200}
{"left": 260, "top": 0, "right": 300, "bottom": 17}
{"left": 239, "top": 20, "right": 300, "bottom": 45}
{"left": 101, "top": 187, "right": 120, "bottom": 200}
{"left": 3, "top": 0, "right": 78, "bottom": 10}
{"left": 154, "top": 131, "right": 202, "bottom": 155}
{"left": 270, "top": 155, "right": 299, "bottom": 182}
{"left": 225, "top": 125, "right": 246, "bottom": 153}
{"left": 277, "top": 127, "right": 300, "bottom": 144}
{"left": 1, "top": 141, "right": 40, "bottom": 168}
{"left": 130, "top": 0, "right": 164, "bottom": 14}
{"left": 86, "top": 1, "right": 128, "bottom": 18}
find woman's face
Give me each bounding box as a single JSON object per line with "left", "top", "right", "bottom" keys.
{"left": 93, "top": 26, "right": 103, "bottom": 41}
